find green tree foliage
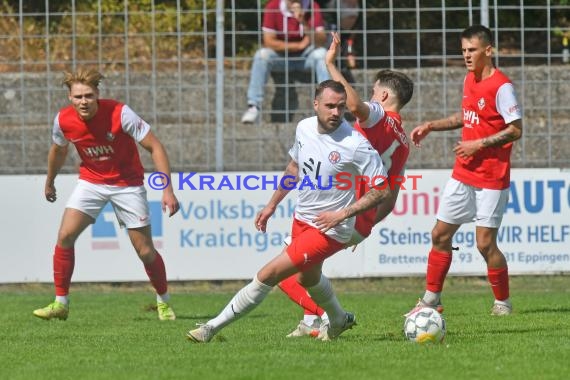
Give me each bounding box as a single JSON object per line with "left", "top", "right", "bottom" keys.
{"left": 1, "top": 0, "right": 215, "bottom": 71}
{"left": 1, "top": 0, "right": 568, "bottom": 72}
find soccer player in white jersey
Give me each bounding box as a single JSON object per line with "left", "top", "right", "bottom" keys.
{"left": 280, "top": 31, "right": 415, "bottom": 337}
{"left": 405, "top": 25, "right": 523, "bottom": 317}
{"left": 33, "top": 67, "right": 179, "bottom": 321}
{"left": 187, "top": 80, "right": 393, "bottom": 343}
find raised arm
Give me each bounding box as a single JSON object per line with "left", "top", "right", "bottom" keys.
{"left": 325, "top": 32, "right": 370, "bottom": 120}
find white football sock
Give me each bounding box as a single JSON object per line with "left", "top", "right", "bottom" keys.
{"left": 494, "top": 298, "right": 511, "bottom": 306}
{"left": 303, "top": 314, "right": 319, "bottom": 326}
{"left": 306, "top": 275, "right": 345, "bottom": 327}
{"left": 423, "top": 290, "right": 441, "bottom": 305}
{"left": 55, "top": 296, "right": 69, "bottom": 305}
{"left": 156, "top": 292, "right": 170, "bottom": 303}
{"left": 207, "top": 275, "right": 272, "bottom": 332}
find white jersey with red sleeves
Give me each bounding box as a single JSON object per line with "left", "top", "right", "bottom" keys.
{"left": 289, "top": 116, "right": 387, "bottom": 243}
{"left": 352, "top": 101, "right": 410, "bottom": 236}
{"left": 52, "top": 99, "right": 150, "bottom": 186}
{"left": 453, "top": 69, "right": 522, "bottom": 190}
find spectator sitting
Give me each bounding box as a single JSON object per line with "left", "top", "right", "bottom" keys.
{"left": 241, "top": 0, "right": 330, "bottom": 124}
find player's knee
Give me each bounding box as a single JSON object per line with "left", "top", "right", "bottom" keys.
{"left": 476, "top": 241, "right": 496, "bottom": 257}
{"left": 57, "top": 230, "right": 78, "bottom": 247}
{"left": 298, "top": 275, "right": 319, "bottom": 288}
{"left": 431, "top": 229, "right": 452, "bottom": 247}
{"left": 256, "top": 268, "right": 280, "bottom": 287}
{"left": 137, "top": 247, "right": 156, "bottom": 264}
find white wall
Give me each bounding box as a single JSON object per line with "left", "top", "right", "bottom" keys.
{"left": 1, "top": 169, "right": 569, "bottom": 283}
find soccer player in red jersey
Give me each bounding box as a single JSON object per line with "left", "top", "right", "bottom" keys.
{"left": 33, "top": 67, "right": 180, "bottom": 321}
{"left": 279, "top": 32, "right": 415, "bottom": 337}
{"left": 405, "top": 25, "right": 522, "bottom": 317}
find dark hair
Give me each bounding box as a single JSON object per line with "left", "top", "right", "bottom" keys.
{"left": 315, "top": 79, "right": 346, "bottom": 99}
{"left": 374, "top": 70, "right": 414, "bottom": 108}
{"left": 461, "top": 24, "right": 493, "bottom": 46}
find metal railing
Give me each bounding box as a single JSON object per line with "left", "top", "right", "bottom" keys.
{"left": 0, "top": 1, "right": 568, "bottom": 174}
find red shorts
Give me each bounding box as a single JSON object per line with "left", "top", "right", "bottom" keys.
{"left": 286, "top": 219, "right": 345, "bottom": 271}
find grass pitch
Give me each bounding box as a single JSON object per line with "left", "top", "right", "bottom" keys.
{"left": 1, "top": 276, "right": 569, "bottom": 380}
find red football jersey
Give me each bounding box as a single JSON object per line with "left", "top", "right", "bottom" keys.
{"left": 353, "top": 107, "right": 410, "bottom": 237}
{"left": 55, "top": 100, "right": 147, "bottom": 186}
{"left": 262, "top": 0, "right": 325, "bottom": 43}
{"left": 453, "top": 69, "right": 522, "bottom": 190}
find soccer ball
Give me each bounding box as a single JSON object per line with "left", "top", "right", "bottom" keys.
{"left": 403, "top": 307, "right": 446, "bottom": 344}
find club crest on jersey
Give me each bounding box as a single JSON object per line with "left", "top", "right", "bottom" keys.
{"left": 106, "top": 132, "right": 115, "bottom": 141}
{"left": 477, "top": 97, "right": 486, "bottom": 110}
{"left": 328, "top": 151, "right": 341, "bottom": 164}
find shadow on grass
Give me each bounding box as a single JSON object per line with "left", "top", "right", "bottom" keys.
{"left": 517, "top": 306, "right": 570, "bottom": 314}
{"left": 453, "top": 325, "right": 558, "bottom": 338}
{"left": 149, "top": 312, "right": 271, "bottom": 321}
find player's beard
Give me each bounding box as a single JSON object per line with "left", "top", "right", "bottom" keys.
{"left": 317, "top": 115, "right": 342, "bottom": 134}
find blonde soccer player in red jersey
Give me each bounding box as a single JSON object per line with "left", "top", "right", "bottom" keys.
{"left": 405, "top": 24, "right": 523, "bottom": 317}
{"left": 279, "top": 32, "right": 415, "bottom": 337}
{"left": 33, "top": 67, "right": 180, "bottom": 321}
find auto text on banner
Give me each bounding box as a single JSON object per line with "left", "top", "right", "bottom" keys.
{"left": 360, "top": 169, "right": 570, "bottom": 276}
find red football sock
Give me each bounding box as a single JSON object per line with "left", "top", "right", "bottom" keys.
{"left": 425, "top": 248, "right": 452, "bottom": 293}
{"left": 53, "top": 245, "right": 75, "bottom": 296}
{"left": 278, "top": 275, "right": 325, "bottom": 317}
{"left": 144, "top": 252, "right": 168, "bottom": 295}
{"left": 487, "top": 266, "right": 510, "bottom": 301}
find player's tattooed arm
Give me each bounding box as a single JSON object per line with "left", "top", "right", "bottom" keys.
{"left": 481, "top": 119, "right": 523, "bottom": 148}
{"left": 454, "top": 119, "right": 522, "bottom": 158}
{"left": 314, "top": 185, "right": 392, "bottom": 233}
{"left": 411, "top": 112, "right": 462, "bottom": 147}
{"left": 343, "top": 185, "right": 392, "bottom": 219}
{"left": 429, "top": 112, "right": 463, "bottom": 131}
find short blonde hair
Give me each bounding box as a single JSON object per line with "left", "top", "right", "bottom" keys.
{"left": 62, "top": 67, "right": 104, "bottom": 91}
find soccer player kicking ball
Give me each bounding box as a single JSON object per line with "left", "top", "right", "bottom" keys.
{"left": 187, "top": 80, "right": 392, "bottom": 343}
{"left": 33, "top": 67, "right": 179, "bottom": 321}
{"left": 280, "top": 31, "right": 415, "bottom": 337}
{"left": 405, "top": 25, "right": 523, "bottom": 317}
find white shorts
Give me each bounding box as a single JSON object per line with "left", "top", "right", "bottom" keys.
{"left": 66, "top": 179, "right": 150, "bottom": 229}
{"left": 436, "top": 178, "right": 509, "bottom": 228}
{"left": 345, "top": 230, "right": 365, "bottom": 246}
